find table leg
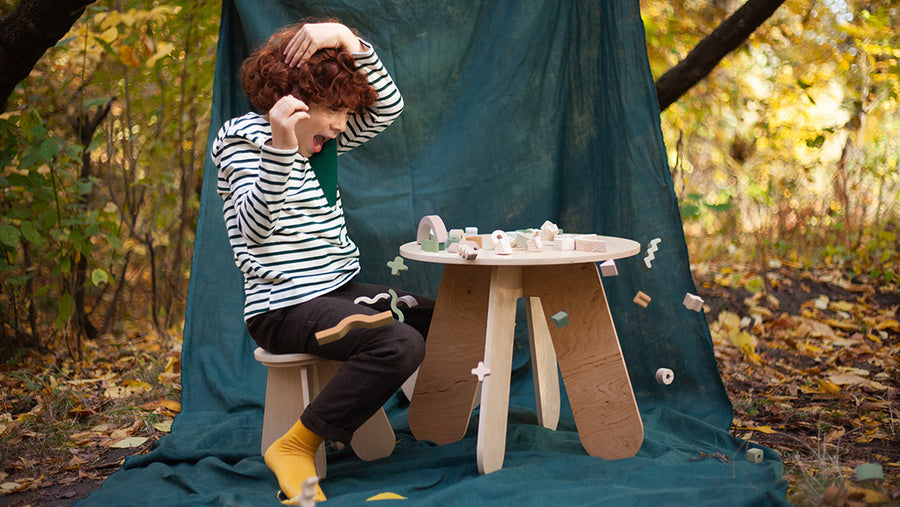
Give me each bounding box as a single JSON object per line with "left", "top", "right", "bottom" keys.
{"left": 476, "top": 266, "right": 521, "bottom": 474}
{"left": 523, "top": 263, "right": 643, "bottom": 459}
{"left": 525, "top": 296, "right": 560, "bottom": 430}
{"left": 409, "top": 264, "right": 492, "bottom": 444}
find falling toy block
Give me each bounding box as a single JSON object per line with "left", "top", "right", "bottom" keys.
{"left": 655, "top": 367, "right": 674, "bottom": 385}
{"left": 683, "top": 292, "right": 703, "bottom": 311}
{"left": 633, "top": 291, "right": 651, "bottom": 308}
{"left": 599, "top": 259, "right": 618, "bottom": 277}
{"left": 550, "top": 311, "right": 569, "bottom": 328}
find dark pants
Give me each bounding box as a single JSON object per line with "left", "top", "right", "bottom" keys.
{"left": 247, "top": 280, "right": 433, "bottom": 444}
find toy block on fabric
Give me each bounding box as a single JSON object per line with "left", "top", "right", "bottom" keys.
{"left": 315, "top": 311, "right": 394, "bottom": 345}
{"left": 574, "top": 234, "right": 607, "bottom": 252}
{"left": 416, "top": 215, "right": 448, "bottom": 245}
{"left": 471, "top": 361, "right": 491, "bottom": 382}
{"left": 655, "top": 367, "right": 674, "bottom": 385}
{"left": 642, "top": 237, "right": 661, "bottom": 271}
{"left": 683, "top": 292, "right": 704, "bottom": 312}
{"left": 746, "top": 448, "right": 764, "bottom": 464}
{"left": 296, "top": 476, "right": 319, "bottom": 507}
{"left": 633, "top": 291, "right": 651, "bottom": 308}
{"left": 354, "top": 293, "right": 390, "bottom": 305}
{"left": 550, "top": 311, "right": 568, "bottom": 328}
{"left": 599, "top": 259, "right": 618, "bottom": 277}
{"left": 388, "top": 289, "right": 405, "bottom": 322}
{"left": 386, "top": 256, "right": 408, "bottom": 276}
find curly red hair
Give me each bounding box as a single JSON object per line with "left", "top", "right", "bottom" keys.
{"left": 240, "top": 22, "right": 377, "bottom": 114}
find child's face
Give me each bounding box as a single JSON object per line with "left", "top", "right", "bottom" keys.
{"left": 294, "top": 103, "right": 352, "bottom": 157}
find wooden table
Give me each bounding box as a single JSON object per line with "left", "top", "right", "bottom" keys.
{"left": 401, "top": 234, "right": 644, "bottom": 474}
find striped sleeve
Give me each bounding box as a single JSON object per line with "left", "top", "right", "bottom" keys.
{"left": 213, "top": 119, "right": 301, "bottom": 245}
{"left": 338, "top": 42, "right": 404, "bottom": 153}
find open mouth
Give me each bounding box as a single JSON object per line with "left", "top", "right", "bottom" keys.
{"left": 313, "top": 135, "right": 329, "bottom": 153}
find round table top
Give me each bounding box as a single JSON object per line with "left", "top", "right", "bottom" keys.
{"left": 399, "top": 233, "right": 641, "bottom": 267}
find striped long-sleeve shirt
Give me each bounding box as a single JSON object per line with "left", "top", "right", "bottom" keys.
{"left": 212, "top": 43, "right": 403, "bottom": 321}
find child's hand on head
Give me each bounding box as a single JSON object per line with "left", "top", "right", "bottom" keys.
{"left": 284, "top": 22, "right": 364, "bottom": 68}
{"left": 268, "top": 95, "right": 309, "bottom": 150}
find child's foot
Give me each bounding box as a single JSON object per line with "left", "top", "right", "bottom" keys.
{"left": 264, "top": 420, "right": 327, "bottom": 502}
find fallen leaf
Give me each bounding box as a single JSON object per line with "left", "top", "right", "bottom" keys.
{"left": 110, "top": 436, "right": 148, "bottom": 449}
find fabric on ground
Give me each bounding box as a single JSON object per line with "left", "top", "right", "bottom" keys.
{"left": 80, "top": 0, "right": 790, "bottom": 505}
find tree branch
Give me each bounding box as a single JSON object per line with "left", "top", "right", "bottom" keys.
{"left": 655, "top": 0, "right": 787, "bottom": 111}
{"left": 0, "top": 0, "right": 96, "bottom": 113}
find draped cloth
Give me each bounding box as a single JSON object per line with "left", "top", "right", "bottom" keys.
{"left": 80, "top": 1, "right": 790, "bottom": 504}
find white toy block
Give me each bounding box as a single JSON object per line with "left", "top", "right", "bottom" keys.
{"left": 471, "top": 361, "right": 491, "bottom": 382}
{"left": 525, "top": 236, "right": 543, "bottom": 252}
{"left": 539, "top": 220, "right": 559, "bottom": 241}
{"left": 746, "top": 448, "right": 764, "bottom": 463}
{"left": 448, "top": 229, "right": 466, "bottom": 241}
{"left": 599, "top": 259, "right": 618, "bottom": 277}
{"left": 655, "top": 367, "right": 674, "bottom": 385}
{"left": 554, "top": 237, "right": 575, "bottom": 251}
{"left": 491, "top": 230, "right": 513, "bottom": 254}
{"left": 464, "top": 226, "right": 478, "bottom": 236}
{"left": 456, "top": 241, "right": 479, "bottom": 260}
{"left": 683, "top": 293, "right": 703, "bottom": 312}
{"left": 642, "top": 237, "right": 661, "bottom": 271}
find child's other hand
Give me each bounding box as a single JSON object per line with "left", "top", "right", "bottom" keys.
{"left": 284, "top": 22, "right": 364, "bottom": 68}
{"left": 268, "top": 95, "right": 309, "bottom": 150}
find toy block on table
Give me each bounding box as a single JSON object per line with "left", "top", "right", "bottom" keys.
{"left": 574, "top": 234, "right": 607, "bottom": 252}
{"left": 315, "top": 311, "right": 394, "bottom": 345}
{"left": 456, "top": 242, "right": 479, "bottom": 260}
{"left": 599, "top": 259, "right": 618, "bottom": 277}
{"left": 642, "top": 237, "right": 661, "bottom": 271}
{"left": 632, "top": 291, "right": 651, "bottom": 308}
{"left": 420, "top": 238, "right": 440, "bottom": 252}
{"left": 491, "top": 230, "right": 513, "bottom": 254}
{"left": 683, "top": 292, "right": 704, "bottom": 311}
{"left": 540, "top": 220, "right": 559, "bottom": 241}
{"left": 417, "top": 215, "right": 448, "bottom": 244}
{"left": 554, "top": 237, "right": 575, "bottom": 251}
{"left": 465, "top": 235, "right": 483, "bottom": 248}
{"left": 515, "top": 230, "right": 535, "bottom": 248}
{"left": 550, "top": 311, "right": 568, "bottom": 328}
{"left": 525, "top": 236, "right": 543, "bottom": 252}
{"left": 386, "top": 256, "right": 408, "bottom": 276}
{"left": 655, "top": 367, "right": 674, "bottom": 385}
{"left": 448, "top": 229, "right": 466, "bottom": 242}
{"left": 464, "top": 226, "right": 478, "bottom": 236}
{"left": 471, "top": 361, "right": 491, "bottom": 382}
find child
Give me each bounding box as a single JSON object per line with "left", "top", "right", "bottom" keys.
{"left": 211, "top": 21, "right": 432, "bottom": 504}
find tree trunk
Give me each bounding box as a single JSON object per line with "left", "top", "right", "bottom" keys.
{"left": 655, "top": 0, "right": 787, "bottom": 111}
{"left": 0, "top": 0, "right": 96, "bottom": 113}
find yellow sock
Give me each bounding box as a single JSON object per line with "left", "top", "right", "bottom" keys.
{"left": 264, "top": 419, "right": 327, "bottom": 503}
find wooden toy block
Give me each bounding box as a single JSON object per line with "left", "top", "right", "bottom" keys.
{"left": 633, "top": 291, "right": 651, "bottom": 308}
{"left": 655, "top": 367, "right": 674, "bottom": 385}
{"left": 315, "top": 311, "right": 394, "bottom": 344}
{"left": 540, "top": 220, "right": 559, "bottom": 241}
{"left": 417, "top": 215, "right": 448, "bottom": 244}
{"left": 683, "top": 292, "right": 703, "bottom": 311}
{"left": 515, "top": 230, "right": 535, "bottom": 248}
{"left": 471, "top": 360, "right": 491, "bottom": 382}
{"left": 464, "top": 226, "right": 478, "bottom": 236}
{"left": 554, "top": 237, "right": 575, "bottom": 251}
{"left": 388, "top": 289, "right": 405, "bottom": 322}
{"left": 491, "top": 230, "right": 513, "bottom": 254}
{"left": 550, "top": 311, "right": 568, "bottom": 328}
{"left": 398, "top": 295, "right": 418, "bottom": 308}
{"left": 642, "top": 237, "right": 661, "bottom": 271}
{"left": 575, "top": 234, "right": 607, "bottom": 253}
{"left": 448, "top": 228, "right": 466, "bottom": 241}
{"left": 354, "top": 293, "right": 390, "bottom": 305}
{"left": 386, "top": 256, "right": 408, "bottom": 276}
{"left": 466, "top": 235, "right": 483, "bottom": 248}
{"left": 298, "top": 476, "right": 318, "bottom": 507}
{"left": 457, "top": 242, "right": 479, "bottom": 260}
{"left": 420, "top": 237, "right": 439, "bottom": 252}
{"left": 746, "top": 448, "right": 764, "bottom": 463}
{"left": 599, "top": 259, "right": 618, "bottom": 277}
{"left": 526, "top": 236, "right": 543, "bottom": 252}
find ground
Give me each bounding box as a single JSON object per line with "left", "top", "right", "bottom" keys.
{"left": 1, "top": 262, "right": 898, "bottom": 506}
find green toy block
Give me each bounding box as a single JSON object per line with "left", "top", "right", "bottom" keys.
{"left": 420, "top": 238, "right": 439, "bottom": 252}
{"left": 550, "top": 311, "right": 568, "bottom": 328}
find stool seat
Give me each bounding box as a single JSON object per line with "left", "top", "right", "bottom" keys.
{"left": 254, "top": 347, "right": 396, "bottom": 478}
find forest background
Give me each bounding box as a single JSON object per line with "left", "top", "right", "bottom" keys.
{"left": 0, "top": 0, "right": 897, "bottom": 505}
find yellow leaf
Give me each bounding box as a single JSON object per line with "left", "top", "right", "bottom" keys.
{"left": 99, "top": 26, "right": 118, "bottom": 44}
{"left": 110, "top": 436, "right": 148, "bottom": 449}
{"left": 117, "top": 45, "right": 140, "bottom": 67}
{"left": 718, "top": 310, "right": 742, "bottom": 331}
{"left": 817, "top": 378, "right": 842, "bottom": 394}
{"left": 122, "top": 379, "right": 152, "bottom": 390}
{"left": 831, "top": 301, "right": 854, "bottom": 312}
{"left": 145, "top": 42, "right": 174, "bottom": 67}
{"left": 874, "top": 319, "right": 899, "bottom": 331}
{"left": 366, "top": 492, "right": 407, "bottom": 501}
{"left": 153, "top": 421, "right": 172, "bottom": 433}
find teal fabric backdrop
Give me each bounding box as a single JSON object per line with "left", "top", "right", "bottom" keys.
{"left": 80, "top": 0, "right": 790, "bottom": 505}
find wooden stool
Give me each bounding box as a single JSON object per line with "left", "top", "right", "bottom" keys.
{"left": 254, "top": 347, "right": 396, "bottom": 478}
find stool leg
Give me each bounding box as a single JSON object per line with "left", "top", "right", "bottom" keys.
{"left": 261, "top": 366, "right": 306, "bottom": 455}
{"left": 526, "top": 296, "right": 560, "bottom": 431}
